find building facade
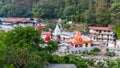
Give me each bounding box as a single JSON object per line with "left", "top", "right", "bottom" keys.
{"left": 89, "top": 26, "right": 116, "bottom": 47}
{"left": 1, "top": 18, "right": 35, "bottom": 32}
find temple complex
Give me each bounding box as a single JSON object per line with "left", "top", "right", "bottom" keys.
{"left": 71, "top": 31, "right": 91, "bottom": 48}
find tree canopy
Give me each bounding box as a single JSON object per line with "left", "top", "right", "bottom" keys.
{"left": 114, "top": 26, "right": 120, "bottom": 39}
{"left": 0, "top": 26, "right": 58, "bottom": 68}
{"left": 0, "top": 26, "right": 89, "bottom": 68}
{"left": 0, "top": 0, "right": 119, "bottom": 26}
{"left": 109, "top": 0, "right": 120, "bottom": 24}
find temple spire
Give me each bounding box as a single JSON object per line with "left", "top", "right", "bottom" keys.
{"left": 53, "top": 24, "right": 61, "bottom": 35}
{"left": 74, "top": 31, "right": 83, "bottom": 44}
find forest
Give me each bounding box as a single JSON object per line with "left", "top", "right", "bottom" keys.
{"left": 0, "top": 0, "right": 120, "bottom": 26}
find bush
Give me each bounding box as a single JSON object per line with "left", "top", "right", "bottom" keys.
{"left": 64, "top": 24, "right": 70, "bottom": 29}
{"left": 106, "top": 52, "right": 115, "bottom": 57}
{"left": 114, "top": 26, "right": 120, "bottom": 39}
{"left": 92, "top": 47, "right": 100, "bottom": 52}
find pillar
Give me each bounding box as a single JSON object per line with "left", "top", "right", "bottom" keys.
{"left": 88, "top": 43, "right": 91, "bottom": 47}
{"left": 83, "top": 44, "right": 85, "bottom": 48}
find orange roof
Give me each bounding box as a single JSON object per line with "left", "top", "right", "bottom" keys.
{"left": 41, "top": 31, "right": 51, "bottom": 35}
{"left": 72, "top": 31, "right": 91, "bottom": 45}
{"left": 74, "top": 31, "right": 83, "bottom": 44}
{"left": 89, "top": 26, "right": 113, "bottom": 31}
{"left": 4, "top": 18, "right": 32, "bottom": 23}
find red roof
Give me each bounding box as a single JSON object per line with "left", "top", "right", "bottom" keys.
{"left": 36, "top": 26, "right": 45, "bottom": 29}
{"left": 41, "top": 31, "right": 51, "bottom": 35}
{"left": 89, "top": 26, "right": 113, "bottom": 31}
{"left": 4, "top": 18, "right": 32, "bottom": 23}
{"left": 45, "top": 35, "right": 51, "bottom": 41}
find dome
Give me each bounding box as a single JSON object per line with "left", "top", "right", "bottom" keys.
{"left": 45, "top": 35, "right": 51, "bottom": 41}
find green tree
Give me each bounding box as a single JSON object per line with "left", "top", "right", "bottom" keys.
{"left": 63, "top": 6, "right": 76, "bottom": 21}
{"left": 63, "top": 55, "right": 71, "bottom": 63}
{"left": 116, "top": 58, "right": 120, "bottom": 68}
{"left": 0, "top": 4, "right": 16, "bottom": 17}
{"left": 114, "top": 26, "right": 120, "bottom": 39}
{"left": 107, "top": 61, "right": 116, "bottom": 68}
{"left": 78, "top": 0, "right": 89, "bottom": 22}
{"left": 44, "top": 41, "right": 58, "bottom": 53}
{"left": 0, "top": 3, "right": 30, "bottom": 17}
{"left": 83, "top": 10, "right": 95, "bottom": 25}
{"left": 106, "top": 51, "right": 115, "bottom": 57}
{"left": 97, "top": 61, "right": 105, "bottom": 68}
{"left": 0, "top": 26, "right": 59, "bottom": 68}
{"left": 0, "top": 1, "right": 4, "bottom": 8}
{"left": 64, "top": 24, "right": 70, "bottom": 29}
{"left": 32, "top": 1, "right": 55, "bottom": 18}
{"left": 92, "top": 47, "right": 100, "bottom": 52}
{"left": 53, "top": 0, "right": 65, "bottom": 18}
{"left": 65, "top": 0, "right": 77, "bottom": 7}
{"left": 46, "top": 22, "right": 56, "bottom": 30}
{"left": 0, "top": 46, "right": 46, "bottom": 68}
{"left": 87, "top": 59, "right": 95, "bottom": 66}
{"left": 0, "top": 27, "right": 47, "bottom": 68}
{"left": 94, "top": 0, "right": 111, "bottom": 26}
{"left": 3, "top": 27, "right": 41, "bottom": 48}
{"left": 109, "top": 0, "right": 120, "bottom": 24}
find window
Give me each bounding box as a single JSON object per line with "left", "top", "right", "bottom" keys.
{"left": 99, "top": 30, "right": 101, "bottom": 33}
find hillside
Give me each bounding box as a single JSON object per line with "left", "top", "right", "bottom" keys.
{"left": 0, "top": 0, "right": 120, "bottom": 26}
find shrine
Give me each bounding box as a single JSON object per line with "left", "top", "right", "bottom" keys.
{"left": 71, "top": 31, "right": 91, "bottom": 48}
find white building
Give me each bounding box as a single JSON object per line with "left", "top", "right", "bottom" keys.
{"left": 1, "top": 18, "right": 35, "bottom": 32}
{"left": 58, "top": 43, "right": 69, "bottom": 53}
{"left": 116, "top": 40, "right": 120, "bottom": 48}
{"left": 60, "top": 32, "right": 75, "bottom": 42}
{"left": 1, "top": 23, "right": 14, "bottom": 32}
{"left": 89, "top": 26, "right": 116, "bottom": 47}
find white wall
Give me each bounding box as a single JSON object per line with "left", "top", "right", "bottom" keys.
{"left": 2, "top": 25, "right": 14, "bottom": 32}
{"left": 116, "top": 40, "right": 120, "bottom": 48}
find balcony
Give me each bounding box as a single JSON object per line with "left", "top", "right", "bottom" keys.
{"left": 89, "top": 30, "right": 99, "bottom": 34}
{"left": 97, "top": 36, "right": 102, "bottom": 38}
{"left": 109, "top": 36, "right": 114, "bottom": 39}
{"left": 101, "top": 31, "right": 114, "bottom": 35}
{"left": 103, "top": 36, "right": 108, "bottom": 38}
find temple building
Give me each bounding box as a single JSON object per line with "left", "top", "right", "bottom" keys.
{"left": 41, "top": 31, "right": 51, "bottom": 40}
{"left": 52, "top": 24, "right": 92, "bottom": 48}
{"left": 89, "top": 26, "right": 116, "bottom": 47}
{"left": 53, "top": 24, "right": 61, "bottom": 40}
{"left": 53, "top": 24, "right": 61, "bottom": 35}
{"left": 60, "top": 32, "right": 75, "bottom": 43}
{"left": 71, "top": 31, "right": 91, "bottom": 48}
{"left": 45, "top": 35, "right": 51, "bottom": 42}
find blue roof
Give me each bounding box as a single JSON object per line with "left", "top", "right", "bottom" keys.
{"left": 61, "top": 32, "right": 75, "bottom": 37}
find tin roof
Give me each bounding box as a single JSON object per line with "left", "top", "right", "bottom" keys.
{"left": 89, "top": 26, "right": 113, "bottom": 31}
{"left": 45, "top": 64, "right": 76, "bottom": 68}
{"left": 4, "top": 18, "right": 32, "bottom": 23}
